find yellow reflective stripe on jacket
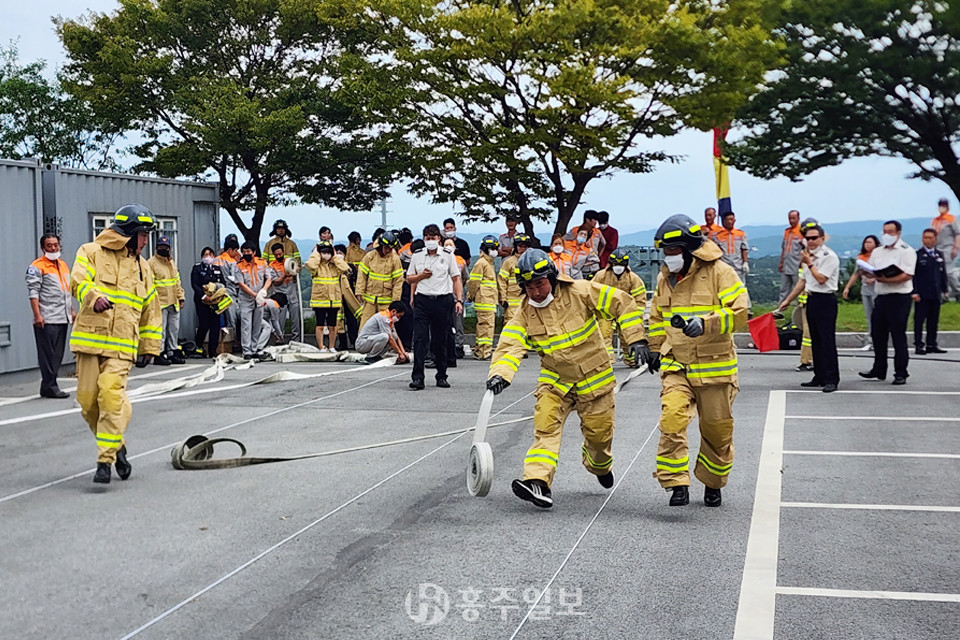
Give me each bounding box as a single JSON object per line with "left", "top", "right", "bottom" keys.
{"left": 70, "top": 331, "right": 138, "bottom": 354}
{"left": 76, "top": 255, "right": 96, "bottom": 278}
{"left": 595, "top": 285, "right": 615, "bottom": 316}
{"left": 659, "top": 357, "right": 684, "bottom": 372}
{"left": 474, "top": 303, "right": 497, "bottom": 312}
{"left": 718, "top": 282, "right": 746, "bottom": 305}
{"left": 717, "top": 307, "right": 736, "bottom": 334}
{"left": 494, "top": 353, "right": 521, "bottom": 372}
{"left": 154, "top": 277, "right": 180, "bottom": 286}
{"left": 537, "top": 369, "right": 574, "bottom": 394}
{"left": 143, "top": 287, "right": 157, "bottom": 304}
{"left": 480, "top": 280, "right": 497, "bottom": 287}
{"left": 469, "top": 273, "right": 482, "bottom": 281}
{"left": 648, "top": 320, "right": 667, "bottom": 337}
{"left": 618, "top": 309, "right": 644, "bottom": 330}
{"left": 500, "top": 325, "right": 531, "bottom": 348}
{"left": 524, "top": 448, "right": 559, "bottom": 468}
{"left": 630, "top": 286, "right": 646, "bottom": 297}
{"left": 687, "top": 359, "right": 738, "bottom": 378}
{"left": 528, "top": 316, "right": 598, "bottom": 354}
{"left": 312, "top": 276, "right": 340, "bottom": 284}
{"left": 498, "top": 268, "right": 510, "bottom": 279}
{"left": 139, "top": 325, "right": 163, "bottom": 340}
{"left": 311, "top": 299, "right": 342, "bottom": 308}
{"left": 697, "top": 452, "right": 732, "bottom": 476}
{"left": 656, "top": 455, "right": 688, "bottom": 471}
{"left": 360, "top": 266, "right": 403, "bottom": 281}
{"left": 76, "top": 280, "right": 98, "bottom": 303}
{"left": 99, "top": 287, "right": 147, "bottom": 310}
{"left": 361, "top": 294, "right": 393, "bottom": 304}
{"left": 575, "top": 366, "right": 615, "bottom": 395}
{"left": 582, "top": 446, "right": 612, "bottom": 469}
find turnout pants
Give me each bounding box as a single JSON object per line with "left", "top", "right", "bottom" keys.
{"left": 793, "top": 304, "right": 812, "bottom": 365}
{"left": 806, "top": 292, "right": 839, "bottom": 385}
{"left": 75, "top": 353, "right": 133, "bottom": 464}
{"left": 914, "top": 298, "right": 941, "bottom": 349}
{"left": 161, "top": 305, "right": 180, "bottom": 353}
{"left": 871, "top": 293, "right": 911, "bottom": 379}
{"left": 33, "top": 323, "right": 67, "bottom": 394}
{"left": 239, "top": 297, "right": 263, "bottom": 356}
{"left": 473, "top": 310, "right": 495, "bottom": 359}
{"left": 412, "top": 293, "right": 453, "bottom": 381}
{"left": 654, "top": 372, "right": 737, "bottom": 489}
{"left": 524, "top": 388, "right": 615, "bottom": 487}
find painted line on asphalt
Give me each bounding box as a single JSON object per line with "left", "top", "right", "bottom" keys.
{"left": 785, "top": 416, "right": 960, "bottom": 422}
{"left": 788, "top": 390, "right": 960, "bottom": 395}
{"left": 781, "top": 502, "right": 960, "bottom": 513}
{"left": 785, "top": 450, "right": 960, "bottom": 460}
{"left": 117, "top": 390, "right": 535, "bottom": 640}
{"left": 733, "top": 390, "right": 786, "bottom": 640}
{"left": 509, "top": 423, "right": 660, "bottom": 640}
{"left": 776, "top": 587, "right": 960, "bottom": 603}
{"left": 0, "top": 372, "right": 407, "bottom": 505}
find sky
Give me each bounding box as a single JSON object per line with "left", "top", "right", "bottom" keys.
{"left": 4, "top": 1, "right": 953, "bottom": 243}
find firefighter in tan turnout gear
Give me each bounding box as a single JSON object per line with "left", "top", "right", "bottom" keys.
{"left": 592, "top": 248, "right": 647, "bottom": 367}
{"left": 647, "top": 214, "right": 748, "bottom": 507}
{"left": 497, "top": 233, "right": 532, "bottom": 322}
{"left": 468, "top": 235, "right": 500, "bottom": 359}
{"left": 486, "top": 249, "right": 652, "bottom": 508}
{"left": 356, "top": 231, "right": 404, "bottom": 328}
{"left": 70, "top": 204, "right": 163, "bottom": 485}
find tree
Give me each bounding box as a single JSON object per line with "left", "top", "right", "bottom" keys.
{"left": 372, "top": 0, "right": 778, "bottom": 235}
{"left": 0, "top": 43, "right": 117, "bottom": 169}
{"left": 727, "top": 1, "right": 960, "bottom": 203}
{"left": 58, "top": 0, "right": 406, "bottom": 243}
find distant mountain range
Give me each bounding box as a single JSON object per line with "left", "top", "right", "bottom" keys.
{"left": 271, "top": 216, "right": 942, "bottom": 260}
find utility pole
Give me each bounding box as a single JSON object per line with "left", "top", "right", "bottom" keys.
{"left": 379, "top": 198, "right": 389, "bottom": 229}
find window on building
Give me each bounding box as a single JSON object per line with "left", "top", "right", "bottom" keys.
{"left": 90, "top": 214, "right": 178, "bottom": 261}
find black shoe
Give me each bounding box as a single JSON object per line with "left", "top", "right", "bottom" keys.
{"left": 455, "top": 348, "right": 465, "bottom": 359}
{"left": 795, "top": 363, "right": 814, "bottom": 372}
{"left": 511, "top": 479, "right": 553, "bottom": 508}
{"left": 669, "top": 486, "right": 689, "bottom": 506}
{"left": 171, "top": 351, "right": 186, "bottom": 364}
{"left": 40, "top": 387, "right": 69, "bottom": 399}
{"left": 916, "top": 347, "right": 927, "bottom": 355}
{"left": 255, "top": 352, "right": 271, "bottom": 362}
{"left": 704, "top": 487, "right": 722, "bottom": 507}
{"left": 436, "top": 378, "right": 450, "bottom": 388}
{"left": 597, "top": 472, "right": 614, "bottom": 489}
{"left": 446, "top": 360, "right": 457, "bottom": 368}
{"left": 93, "top": 462, "right": 111, "bottom": 484}
{"left": 800, "top": 379, "right": 824, "bottom": 388}
{"left": 115, "top": 445, "right": 132, "bottom": 480}
{"left": 858, "top": 370, "right": 885, "bottom": 381}
{"left": 928, "top": 346, "right": 948, "bottom": 354}
{"left": 153, "top": 354, "right": 171, "bottom": 366}
{"left": 822, "top": 383, "right": 838, "bottom": 393}
{"left": 892, "top": 376, "right": 907, "bottom": 385}
{"left": 363, "top": 355, "right": 383, "bottom": 365}
{"left": 409, "top": 379, "right": 425, "bottom": 390}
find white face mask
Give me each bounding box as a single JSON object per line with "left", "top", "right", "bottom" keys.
{"left": 44, "top": 251, "right": 61, "bottom": 261}
{"left": 443, "top": 230, "right": 456, "bottom": 239}
{"left": 552, "top": 245, "right": 563, "bottom": 254}
{"left": 202, "top": 256, "right": 215, "bottom": 265}
{"left": 321, "top": 253, "right": 332, "bottom": 261}
{"left": 663, "top": 254, "right": 685, "bottom": 273}
{"left": 881, "top": 233, "right": 899, "bottom": 247}
{"left": 486, "top": 248, "right": 498, "bottom": 257}
{"left": 528, "top": 292, "right": 554, "bottom": 308}
{"left": 576, "top": 234, "right": 588, "bottom": 245}
{"left": 424, "top": 240, "right": 439, "bottom": 251}
{"left": 612, "top": 265, "right": 625, "bottom": 275}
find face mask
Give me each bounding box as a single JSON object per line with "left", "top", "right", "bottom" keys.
{"left": 599, "top": 223, "right": 608, "bottom": 230}
{"left": 336, "top": 252, "right": 345, "bottom": 258}
{"left": 443, "top": 230, "right": 456, "bottom": 239}
{"left": 44, "top": 251, "right": 61, "bottom": 261}
{"left": 552, "top": 245, "right": 563, "bottom": 254}
{"left": 202, "top": 256, "right": 215, "bottom": 265}
{"left": 486, "top": 248, "right": 498, "bottom": 257}
{"left": 321, "top": 252, "right": 332, "bottom": 261}
{"left": 242, "top": 254, "right": 253, "bottom": 262}
{"left": 577, "top": 235, "right": 587, "bottom": 245}
{"left": 528, "top": 292, "right": 554, "bottom": 308}
{"left": 881, "top": 233, "right": 898, "bottom": 247}
{"left": 425, "top": 240, "right": 439, "bottom": 251}
{"left": 612, "top": 265, "right": 625, "bottom": 275}
{"left": 157, "top": 247, "right": 170, "bottom": 257}
{"left": 663, "top": 254, "right": 685, "bottom": 273}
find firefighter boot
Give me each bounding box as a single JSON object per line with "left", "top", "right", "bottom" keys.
{"left": 115, "top": 445, "right": 132, "bottom": 480}
{"left": 704, "top": 487, "right": 722, "bottom": 507}
{"left": 669, "top": 485, "right": 689, "bottom": 506}
{"left": 93, "top": 463, "right": 112, "bottom": 484}
{"left": 597, "top": 472, "right": 614, "bottom": 489}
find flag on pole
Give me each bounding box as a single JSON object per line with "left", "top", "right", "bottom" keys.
{"left": 713, "top": 126, "right": 732, "bottom": 215}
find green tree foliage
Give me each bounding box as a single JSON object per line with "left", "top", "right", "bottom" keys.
{"left": 58, "top": 0, "right": 405, "bottom": 243}
{"left": 371, "top": 0, "right": 778, "bottom": 235}
{"left": 0, "top": 43, "right": 117, "bottom": 169}
{"left": 728, "top": 1, "right": 960, "bottom": 202}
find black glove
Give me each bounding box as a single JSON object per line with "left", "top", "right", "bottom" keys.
{"left": 626, "top": 340, "right": 653, "bottom": 369}
{"left": 648, "top": 352, "right": 661, "bottom": 373}
{"left": 682, "top": 316, "right": 705, "bottom": 338}
{"left": 136, "top": 355, "right": 153, "bottom": 368}
{"left": 486, "top": 375, "right": 509, "bottom": 395}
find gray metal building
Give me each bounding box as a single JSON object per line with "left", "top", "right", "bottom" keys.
{"left": 1, "top": 158, "right": 220, "bottom": 375}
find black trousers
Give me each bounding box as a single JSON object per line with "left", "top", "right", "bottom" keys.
{"left": 806, "top": 292, "right": 839, "bottom": 385}
{"left": 413, "top": 293, "right": 453, "bottom": 382}
{"left": 34, "top": 323, "right": 67, "bottom": 394}
{"left": 914, "top": 298, "right": 941, "bottom": 349}
{"left": 871, "top": 293, "right": 911, "bottom": 378}
{"left": 195, "top": 300, "right": 220, "bottom": 356}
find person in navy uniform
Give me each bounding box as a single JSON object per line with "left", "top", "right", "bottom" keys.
{"left": 913, "top": 228, "right": 948, "bottom": 355}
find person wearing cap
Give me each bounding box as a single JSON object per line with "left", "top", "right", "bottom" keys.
{"left": 147, "top": 235, "right": 186, "bottom": 365}
{"left": 485, "top": 248, "right": 650, "bottom": 509}
{"left": 791, "top": 217, "right": 821, "bottom": 372}
{"left": 215, "top": 234, "right": 242, "bottom": 345}
{"left": 469, "top": 235, "right": 500, "bottom": 359}
{"left": 912, "top": 227, "right": 948, "bottom": 355}
{"left": 236, "top": 241, "right": 274, "bottom": 360}
{"left": 498, "top": 233, "right": 532, "bottom": 321}
{"left": 26, "top": 233, "right": 74, "bottom": 398}
{"left": 932, "top": 198, "right": 960, "bottom": 300}
{"left": 498, "top": 214, "right": 521, "bottom": 257}
{"left": 190, "top": 246, "right": 226, "bottom": 358}
{"left": 648, "top": 214, "right": 748, "bottom": 507}
{"left": 356, "top": 230, "right": 404, "bottom": 328}
{"left": 305, "top": 240, "right": 351, "bottom": 352}
{"left": 263, "top": 219, "right": 301, "bottom": 264}
{"left": 592, "top": 249, "right": 647, "bottom": 366}
{"left": 70, "top": 204, "right": 163, "bottom": 484}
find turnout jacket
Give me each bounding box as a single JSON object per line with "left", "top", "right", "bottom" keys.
{"left": 146, "top": 254, "right": 185, "bottom": 310}
{"left": 262, "top": 235, "right": 301, "bottom": 264}
{"left": 592, "top": 267, "right": 647, "bottom": 309}
{"left": 647, "top": 241, "right": 748, "bottom": 386}
{"left": 498, "top": 255, "right": 523, "bottom": 307}
{"left": 70, "top": 229, "right": 162, "bottom": 361}
{"left": 489, "top": 277, "right": 646, "bottom": 401}
{"left": 356, "top": 249, "right": 403, "bottom": 304}
{"left": 305, "top": 251, "right": 351, "bottom": 307}
{"left": 468, "top": 253, "right": 498, "bottom": 313}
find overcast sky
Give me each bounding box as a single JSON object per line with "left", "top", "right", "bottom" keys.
{"left": 5, "top": 1, "right": 951, "bottom": 242}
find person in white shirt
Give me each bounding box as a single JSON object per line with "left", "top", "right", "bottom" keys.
{"left": 777, "top": 223, "right": 840, "bottom": 392}
{"left": 860, "top": 220, "right": 917, "bottom": 385}
{"left": 406, "top": 223, "right": 463, "bottom": 389}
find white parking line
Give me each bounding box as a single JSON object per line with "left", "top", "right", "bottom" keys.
{"left": 785, "top": 416, "right": 960, "bottom": 422}
{"left": 733, "top": 390, "right": 786, "bottom": 640}
{"left": 785, "top": 450, "right": 960, "bottom": 460}
{"left": 782, "top": 502, "right": 960, "bottom": 513}
{"left": 788, "top": 390, "right": 960, "bottom": 395}
{"left": 776, "top": 587, "right": 960, "bottom": 603}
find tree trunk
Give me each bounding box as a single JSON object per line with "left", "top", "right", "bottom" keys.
{"left": 221, "top": 203, "right": 250, "bottom": 242}
{"left": 553, "top": 174, "right": 591, "bottom": 236}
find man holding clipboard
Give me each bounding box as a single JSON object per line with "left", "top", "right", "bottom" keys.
{"left": 859, "top": 220, "right": 917, "bottom": 385}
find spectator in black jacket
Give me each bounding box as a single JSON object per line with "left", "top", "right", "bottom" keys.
{"left": 443, "top": 218, "right": 471, "bottom": 263}
{"left": 913, "top": 228, "right": 949, "bottom": 355}
{"left": 191, "top": 246, "right": 226, "bottom": 357}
